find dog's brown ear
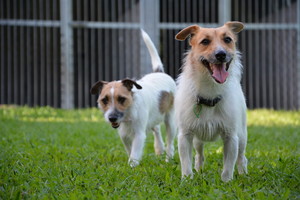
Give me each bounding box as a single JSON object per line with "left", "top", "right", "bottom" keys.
{"left": 225, "top": 21, "right": 244, "bottom": 34}
{"left": 90, "top": 81, "right": 108, "bottom": 95}
{"left": 122, "top": 79, "right": 142, "bottom": 91}
{"left": 175, "top": 25, "right": 200, "bottom": 42}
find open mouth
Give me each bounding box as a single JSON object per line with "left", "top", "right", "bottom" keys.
{"left": 111, "top": 122, "right": 120, "bottom": 129}
{"left": 202, "top": 59, "right": 232, "bottom": 84}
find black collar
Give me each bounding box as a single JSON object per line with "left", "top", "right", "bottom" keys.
{"left": 196, "top": 95, "right": 222, "bottom": 107}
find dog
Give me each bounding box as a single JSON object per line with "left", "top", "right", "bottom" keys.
{"left": 174, "top": 21, "right": 248, "bottom": 182}
{"left": 91, "top": 30, "right": 176, "bottom": 167}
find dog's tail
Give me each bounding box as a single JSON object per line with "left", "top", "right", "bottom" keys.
{"left": 141, "top": 29, "right": 164, "bottom": 73}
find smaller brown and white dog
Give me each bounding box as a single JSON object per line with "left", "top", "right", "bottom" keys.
{"left": 91, "top": 30, "right": 176, "bottom": 167}
{"left": 175, "top": 22, "right": 248, "bottom": 182}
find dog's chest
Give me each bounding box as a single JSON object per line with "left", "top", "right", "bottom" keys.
{"left": 189, "top": 108, "right": 227, "bottom": 141}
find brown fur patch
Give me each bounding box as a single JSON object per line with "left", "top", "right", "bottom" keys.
{"left": 158, "top": 91, "right": 174, "bottom": 114}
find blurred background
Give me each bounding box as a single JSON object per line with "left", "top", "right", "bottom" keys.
{"left": 0, "top": 0, "right": 299, "bottom": 110}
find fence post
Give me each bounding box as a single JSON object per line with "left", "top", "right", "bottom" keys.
{"left": 139, "top": 0, "right": 160, "bottom": 75}
{"left": 60, "top": 0, "right": 74, "bottom": 109}
{"left": 219, "top": 0, "right": 231, "bottom": 24}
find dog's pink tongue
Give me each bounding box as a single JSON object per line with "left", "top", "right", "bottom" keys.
{"left": 211, "top": 63, "right": 228, "bottom": 84}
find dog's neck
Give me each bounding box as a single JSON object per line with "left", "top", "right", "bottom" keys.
{"left": 196, "top": 95, "right": 222, "bottom": 107}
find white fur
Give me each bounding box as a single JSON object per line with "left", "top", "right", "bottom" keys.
{"left": 115, "top": 30, "right": 176, "bottom": 167}
{"left": 120, "top": 73, "right": 176, "bottom": 167}
{"left": 175, "top": 51, "right": 248, "bottom": 182}
{"left": 104, "top": 86, "right": 116, "bottom": 121}
{"left": 141, "top": 29, "right": 164, "bottom": 72}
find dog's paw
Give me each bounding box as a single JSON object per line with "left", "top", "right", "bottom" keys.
{"left": 221, "top": 170, "right": 233, "bottom": 182}
{"left": 238, "top": 157, "right": 248, "bottom": 175}
{"left": 194, "top": 155, "right": 205, "bottom": 172}
{"left": 128, "top": 159, "right": 140, "bottom": 168}
{"left": 238, "top": 165, "right": 248, "bottom": 175}
{"left": 181, "top": 173, "right": 194, "bottom": 180}
{"left": 155, "top": 149, "right": 165, "bottom": 156}
{"left": 165, "top": 154, "right": 174, "bottom": 163}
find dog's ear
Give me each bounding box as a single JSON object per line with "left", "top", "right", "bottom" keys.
{"left": 225, "top": 21, "right": 244, "bottom": 34}
{"left": 121, "top": 79, "right": 142, "bottom": 91}
{"left": 90, "top": 81, "right": 108, "bottom": 95}
{"left": 175, "top": 25, "right": 200, "bottom": 43}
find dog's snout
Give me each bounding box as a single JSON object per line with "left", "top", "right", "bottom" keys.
{"left": 108, "top": 116, "right": 118, "bottom": 123}
{"left": 107, "top": 110, "right": 124, "bottom": 123}
{"left": 215, "top": 51, "right": 226, "bottom": 62}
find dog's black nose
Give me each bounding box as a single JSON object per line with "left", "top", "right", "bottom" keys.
{"left": 215, "top": 51, "right": 226, "bottom": 62}
{"left": 108, "top": 116, "right": 118, "bottom": 123}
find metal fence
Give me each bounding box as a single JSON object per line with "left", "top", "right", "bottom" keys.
{"left": 0, "top": 0, "right": 299, "bottom": 110}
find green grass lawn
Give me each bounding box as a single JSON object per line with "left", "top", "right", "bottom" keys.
{"left": 0, "top": 106, "right": 299, "bottom": 199}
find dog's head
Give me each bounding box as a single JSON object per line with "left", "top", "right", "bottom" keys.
{"left": 175, "top": 21, "right": 244, "bottom": 84}
{"left": 90, "top": 79, "right": 142, "bottom": 128}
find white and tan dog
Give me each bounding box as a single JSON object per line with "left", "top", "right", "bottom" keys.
{"left": 91, "top": 30, "right": 176, "bottom": 167}
{"left": 175, "top": 21, "right": 248, "bottom": 182}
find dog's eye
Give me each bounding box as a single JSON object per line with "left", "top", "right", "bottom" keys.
{"left": 101, "top": 96, "right": 109, "bottom": 105}
{"left": 117, "top": 96, "right": 126, "bottom": 104}
{"left": 224, "top": 37, "right": 232, "bottom": 44}
{"left": 200, "top": 39, "right": 210, "bottom": 45}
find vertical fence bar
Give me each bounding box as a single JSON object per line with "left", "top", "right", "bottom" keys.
{"left": 7, "top": 2, "right": 12, "bottom": 104}
{"left": 124, "top": 2, "right": 131, "bottom": 77}
{"left": 268, "top": 2, "right": 273, "bottom": 108}
{"left": 13, "top": 25, "right": 18, "bottom": 104}
{"left": 140, "top": 0, "right": 160, "bottom": 75}
{"left": 289, "top": 29, "right": 295, "bottom": 110}
{"left": 45, "top": 0, "right": 51, "bottom": 106}
{"left": 169, "top": 1, "right": 176, "bottom": 76}
{"left": 20, "top": 0, "right": 25, "bottom": 105}
{"left": 117, "top": 0, "right": 124, "bottom": 78}
{"left": 33, "top": 0, "right": 38, "bottom": 106}
{"left": 104, "top": 1, "right": 110, "bottom": 80}
{"left": 248, "top": 0, "right": 253, "bottom": 108}
{"left": 83, "top": 0, "right": 89, "bottom": 107}
{"left": 219, "top": 0, "right": 231, "bottom": 25}
{"left": 211, "top": 0, "right": 216, "bottom": 23}
{"left": 173, "top": 1, "right": 179, "bottom": 77}
{"left": 0, "top": 26, "right": 4, "bottom": 103}
{"left": 274, "top": 0, "right": 280, "bottom": 109}
{"left": 298, "top": 0, "right": 300, "bottom": 109}
{"left": 53, "top": 0, "right": 59, "bottom": 107}
{"left": 90, "top": 0, "right": 96, "bottom": 107}
{"left": 254, "top": 0, "right": 260, "bottom": 108}
{"left": 0, "top": 1, "right": 3, "bottom": 104}
{"left": 60, "top": 0, "right": 74, "bottom": 109}
{"left": 39, "top": 1, "right": 45, "bottom": 106}
{"left": 281, "top": 0, "right": 287, "bottom": 109}
{"left": 132, "top": 0, "right": 139, "bottom": 79}
{"left": 13, "top": 1, "right": 18, "bottom": 104}
{"left": 111, "top": 0, "right": 118, "bottom": 80}
{"left": 261, "top": 1, "right": 267, "bottom": 108}
{"left": 204, "top": 0, "right": 209, "bottom": 23}
{"left": 240, "top": 0, "right": 247, "bottom": 96}
{"left": 161, "top": 0, "right": 167, "bottom": 74}
{"left": 75, "top": 0, "right": 83, "bottom": 107}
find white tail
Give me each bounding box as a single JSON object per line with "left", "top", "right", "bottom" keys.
{"left": 141, "top": 29, "right": 164, "bottom": 73}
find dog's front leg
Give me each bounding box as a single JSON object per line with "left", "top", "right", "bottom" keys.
{"left": 128, "top": 131, "right": 146, "bottom": 167}
{"left": 178, "top": 131, "right": 193, "bottom": 178}
{"left": 221, "top": 134, "right": 238, "bottom": 182}
{"left": 119, "top": 133, "right": 132, "bottom": 156}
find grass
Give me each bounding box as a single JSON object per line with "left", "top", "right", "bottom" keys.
{"left": 0, "top": 106, "right": 299, "bottom": 199}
